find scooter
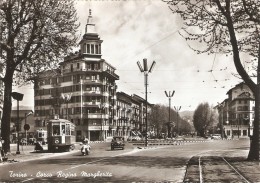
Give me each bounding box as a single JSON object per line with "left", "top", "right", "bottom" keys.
{"left": 81, "top": 144, "right": 91, "bottom": 156}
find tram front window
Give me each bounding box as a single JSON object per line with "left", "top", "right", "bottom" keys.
{"left": 53, "top": 125, "right": 60, "bottom": 136}
{"left": 61, "top": 125, "right": 65, "bottom": 135}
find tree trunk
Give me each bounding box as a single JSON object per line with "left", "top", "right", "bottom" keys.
{"left": 247, "top": 42, "right": 260, "bottom": 161}
{"left": 1, "top": 71, "right": 14, "bottom": 153}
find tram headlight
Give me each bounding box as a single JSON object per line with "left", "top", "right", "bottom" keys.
{"left": 55, "top": 139, "right": 59, "bottom": 144}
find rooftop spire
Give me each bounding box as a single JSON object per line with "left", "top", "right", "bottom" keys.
{"left": 85, "top": 9, "right": 96, "bottom": 34}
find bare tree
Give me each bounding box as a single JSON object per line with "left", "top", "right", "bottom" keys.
{"left": 0, "top": 0, "right": 79, "bottom": 152}
{"left": 163, "top": 0, "right": 260, "bottom": 160}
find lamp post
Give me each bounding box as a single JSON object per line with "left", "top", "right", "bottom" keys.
{"left": 11, "top": 92, "right": 24, "bottom": 154}
{"left": 24, "top": 110, "right": 33, "bottom": 145}
{"left": 238, "top": 117, "right": 240, "bottom": 138}
{"left": 99, "top": 105, "right": 105, "bottom": 141}
{"left": 174, "top": 106, "right": 181, "bottom": 136}
{"left": 164, "top": 90, "right": 175, "bottom": 138}
{"left": 137, "top": 58, "right": 156, "bottom": 147}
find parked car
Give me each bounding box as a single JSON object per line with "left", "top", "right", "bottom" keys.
{"left": 19, "top": 138, "right": 27, "bottom": 145}
{"left": 28, "top": 138, "right": 37, "bottom": 145}
{"left": 211, "top": 134, "right": 221, "bottom": 140}
{"left": 127, "top": 136, "right": 141, "bottom": 141}
{"left": 111, "top": 136, "right": 125, "bottom": 150}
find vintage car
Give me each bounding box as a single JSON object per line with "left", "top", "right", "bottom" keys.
{"left": 211, "top": 134, "right": 222, "bottom": 140}
{"left": 111, "top": 136, "right": 125, "bottom": 150}
{"left": 19, "top": 138, "right": 27, "bottom": 145}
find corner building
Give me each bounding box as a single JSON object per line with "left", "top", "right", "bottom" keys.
{"left": 217, "top": 82, "right": 254, "bottom": 138}
{"left": 34, "top": 10, "right": 119, "bottom": 142}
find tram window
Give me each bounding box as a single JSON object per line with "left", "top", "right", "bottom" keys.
{"left": 61, "top": 125, "right": 65, "bottom": 135}
{"left": 66, "top": 124, "right": 70, "bottom": 135}
{"left": 53, "top": 125, "right": 60, "bottom": 135}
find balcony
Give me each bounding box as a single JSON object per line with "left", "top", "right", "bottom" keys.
{"left": 103, "top": 69, "right": 119, "bottom": 80}
{"left": 83, "top": 91, "right": 102, "bottom": 96}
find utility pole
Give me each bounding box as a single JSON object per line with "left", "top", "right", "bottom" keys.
{"left": 137, "top": 58, "right": 156, "bottom": 147}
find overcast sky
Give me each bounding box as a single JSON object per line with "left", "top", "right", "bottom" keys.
{"left": 17, "top": 0, "right": 242, "bottom": 111}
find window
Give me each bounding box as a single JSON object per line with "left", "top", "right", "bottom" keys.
{"left": 61, "top": 124, "right": 65, "bottom": 135}
{"left": 53, "top": 125, "right": 60, "bottom": 135}
{"left": 83, "top": 43, "right": 86, "bottom": 53}
{"left": 83, "top": 119, "right": 88, "bottom": 126}
{"left": 87, "top": 44, "right": 90, "bottom": 53}
{"left": 45, "top": 79, "right": 50, "bottom": 85}
{"left": 70, "top": 64, "right": 73, "bottom": 72}
{"left": 243, "top": 130, "right": 247, "bottom": 136}
{"left": 91, "top": 44, "right": 94, "bottom": 54}
{"left": 95, "top": 45, "right": 98, "bottom": 54}
{"left": 77, "top": 63, "right": 80, "bottom": 69}
{"left": 66, "top": 124, "right": 70, "bottom": 135}
{"left": 63, "top": 76, "right": 72, "bottom": 82}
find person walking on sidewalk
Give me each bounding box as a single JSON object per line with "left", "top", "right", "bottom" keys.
{"left": 0, "top": 137, "right": 3, "bottom": 162}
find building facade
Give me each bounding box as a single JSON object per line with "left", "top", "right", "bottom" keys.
{"left": 218, "top": 82, "right": 254, "bottom": 138}
{"left": 34, "top": 10, "right": 119, "bottom": 142}
{"left": 33, "top": 10, "right": 152, "bottom": 142}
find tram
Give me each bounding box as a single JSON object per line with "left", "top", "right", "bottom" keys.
{"left": 35, "top": 129, "right": 47, "bottom": 144}
{"left": 47, "top": 118, "right": 76, "bottom": 152}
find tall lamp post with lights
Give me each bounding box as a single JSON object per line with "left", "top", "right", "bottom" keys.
{"left": 137, "top": 58, "right": 156, "bottom": 147}
{"left": 164, "top": 90, "right": 175, "bottom": 138}
{"left": 11, "top": 92, "right": 24, "bottom": 154}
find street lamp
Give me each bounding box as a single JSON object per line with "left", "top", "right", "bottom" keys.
{"left": 137, "top": 58, "right": 156, "bottom": 147}
{"left": 164, "top": 90, "right": 175, "bottom": 138}
{"left": 99, "top": 105, "right": 106, "bottom": 141}
{"left": 11, "top": 92, "right": 24, "bottom": 154}
{"left": 24, "top": 110, "right": 34, "bottom": 145}
{"left": 174, "top": 106, "right": 181, "bottom": 136}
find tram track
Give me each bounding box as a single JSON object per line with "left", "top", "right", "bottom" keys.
{"left": 184, "top": 154, "right": 250, "bottom": 183}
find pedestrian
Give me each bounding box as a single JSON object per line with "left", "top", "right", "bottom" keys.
{"left": 82, "top": 136, "right": 89, "bottom": 144}
{"left": 0, "top": 137, "right": 3, "bottom": 162}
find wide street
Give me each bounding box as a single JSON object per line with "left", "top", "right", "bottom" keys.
{"left": 0, "top": 139, "right": 251, "bottom": 182}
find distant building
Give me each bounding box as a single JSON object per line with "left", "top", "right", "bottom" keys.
{"left": 116, "top": 92, "right": 152, "bottom": 139}
{"left": 217, "top": 82, "right": 254, "bottom": 138}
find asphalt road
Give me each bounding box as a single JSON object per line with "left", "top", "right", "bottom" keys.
{"left": 0, "top": 139, "right": 250, "bottom": 182}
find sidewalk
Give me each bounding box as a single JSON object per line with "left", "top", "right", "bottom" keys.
{"left": 1, "top": 143, "right": 81, "bottom": 166}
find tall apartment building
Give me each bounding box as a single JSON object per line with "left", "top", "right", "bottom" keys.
{"left": 34, "top": 10, "right": 119, "bottom": 141}
{"left": 116, "top": 92, "right": 152, "bottom": 139}
{"left": 218, "top": 82, "right": 254, "bottom": 138}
